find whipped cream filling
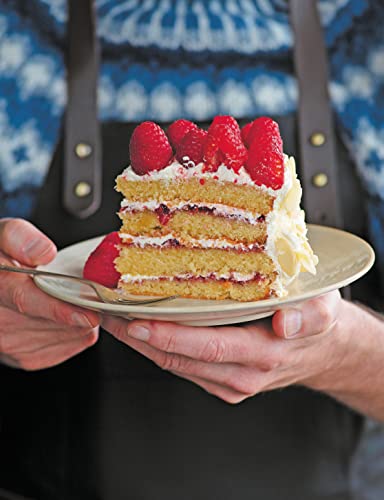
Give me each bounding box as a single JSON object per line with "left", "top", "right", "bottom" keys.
{"left": 120, "top": 271, "right": 263, "bottom": 283}
{"left": 120, "top": 200, "right": 263, "bottom": 225}
{"left": 120, "top": 232, "right": 262, "bottom": 251}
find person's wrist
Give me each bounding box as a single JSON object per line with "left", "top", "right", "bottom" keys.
{"left": 302, "top": 299, "right": 384, "bottom": 396}
{"left": 353, "top": 300, "right": 384, "bottom": 321}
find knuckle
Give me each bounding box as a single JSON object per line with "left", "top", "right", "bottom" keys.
{"left": 1, "top": 218, "right": 22, "bottom": 240}
{"left": 200, "top": 338, "right": 227, "bottom": 363}
{"left": 162, "top": 332, "right": 177, "bottom": 353}
{"left": 52, "top": 304, "right": 83, "bottom": 327}
{"left": 158, "top": 352, "right": 184, "bottom": 372}
{"left": 226, "top": 373, "right": 261, "bottom": 396}
{"left": 330, "top": 289, "right": 341, "bottom": 302}
{"left": 84, "top": 328, "right": 99, "bottom": 346}
{"left": 0, "top": 264, "right": 15, "bottom": 298}
{"left": 1, "top": 218, "right": 30, "bottom": 249}
{"left": 316, "top": 300, "right": 334, "bottom": 331}
{"left": 228, "top": 378, "right": 251, "bottom": 395}
{"left": 109, "top": 322, "right": 129, "bottom": 343}
{"left": 48, "top": 303, "right": 68, "bottom": 325}
{"left": 11, "top": 285, "right": 27, "bottom": 314}
{"left": 258, "top": 351, "right": 282, "bottom": 372}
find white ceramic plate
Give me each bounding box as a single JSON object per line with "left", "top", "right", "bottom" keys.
{"left": 34, "top": 225, "right": 375, "bottom": 326}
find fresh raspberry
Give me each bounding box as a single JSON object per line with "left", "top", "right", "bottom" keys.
{"left": 241, "top": 122, "right": 253, "bottom": 144}
{"left": 83, "top": 232, "right": 121, "bottom": 288}
{"left": 176, "top": 128, "right": 207, "bottom": 167}
{"left": 246, "top": 141, "right": 284, "bottom": 190}
{"left": 203, "top": 123, "right": 247, "bottom": 173}
{"left": 243, "top": 116, "right": 284, "bottom": 189}
{"left": 130, "top": 121, "right": 173, "bottom": 175}
{"left": 210, "top": 115, "right": 241, "bottom": 137}
{"left": 218, "top": 125, "right": 248, "bottom": 172}
{"left": 167, "top": 119, "right": 198, "bottom": 149}
{"left": 202, "top": 129, "right": 222, "bottom": 171}
{"left": 245, "top": 116, "right": 283, "bottom": 151}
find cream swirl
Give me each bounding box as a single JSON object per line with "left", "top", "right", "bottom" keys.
{"left": 265, "top": 156, "right": 318, "bottom": 295}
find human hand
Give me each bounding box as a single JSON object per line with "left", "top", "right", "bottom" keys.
{"left": 102, "top": 290, "right": 346, "bottom": 403}
{"left": 0, "top": 218, "right": 100, "bottom": 370}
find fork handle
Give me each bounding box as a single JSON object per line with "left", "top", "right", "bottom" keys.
{"left": 0, "top": 264, "right": 91, "bottom": 285}
{"left": 0, "top": 264, "right": 178, "bottom": 305}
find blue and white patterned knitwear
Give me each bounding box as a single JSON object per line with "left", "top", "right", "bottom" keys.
{"left": 0, "top": 0, "right": 383, "bottom": 288}
{"left": 1, "top": 2, "right": 384, "bottom": 498}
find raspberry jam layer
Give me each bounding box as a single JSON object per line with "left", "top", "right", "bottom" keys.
{"left": 120, "top": 201, "right": 266, "bottom": 225}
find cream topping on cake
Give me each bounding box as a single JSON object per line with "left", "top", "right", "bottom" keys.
{"left": 120, "top": 161, "right": 260, "bottom": 188}
{"left": 265, "top": 156, "right": 318, "bottom": 295}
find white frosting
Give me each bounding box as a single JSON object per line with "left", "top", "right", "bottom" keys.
{"left": 120, "top": 271, "right": 263, "bottom": 283}
{"left": 119, "top": 232, "right": 262, "bottom": 251}
{"left": 120, "top": 200, "right": 263, "bottom": 225}
{"left": 120, "top": 160, "right": 272, "bottom": 189}
{"left": 265, "top": 156, "right": 319, "bottom": 295}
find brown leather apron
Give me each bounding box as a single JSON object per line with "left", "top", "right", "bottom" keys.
{"left": 0, "top": 1, "right": 378, "bottom": 499}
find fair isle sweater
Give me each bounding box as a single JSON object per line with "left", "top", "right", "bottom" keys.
{"left": 0, "top": 0, "right": 383, "bottom": 288}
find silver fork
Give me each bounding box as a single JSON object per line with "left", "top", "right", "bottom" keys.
{"left": 0, "top": 264, "right": 177, "bottom": 306}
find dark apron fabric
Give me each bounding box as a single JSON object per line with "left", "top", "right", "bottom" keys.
{"left": 0, "top": 117, "right": 371, "bottom": 500}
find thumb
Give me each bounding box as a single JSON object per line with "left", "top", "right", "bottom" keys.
{"left": 0, "top": 218, "right": 57, "bottom": 266}
{"left": 272, "top": 290, "right": 341, "bottom": 339}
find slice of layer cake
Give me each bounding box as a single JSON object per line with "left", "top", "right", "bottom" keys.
{"left": 111, "top": 116, "right": 318, "bottom": 301}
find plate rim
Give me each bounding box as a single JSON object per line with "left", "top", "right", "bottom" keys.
{"left": 34, "top": 224, "right": 375, "bottom": 315}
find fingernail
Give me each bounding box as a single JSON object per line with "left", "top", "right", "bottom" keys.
{"left": 71, "top": 312, "right": 93, "bottom": 328}
{"left": 127, "top": 325, "right": 150, "bottom": 341}
{"left": 283, "top": 309, "right": 302, "bottom": 338}
{"left": 24, "top": 238, "right": 53, "bottom": 260}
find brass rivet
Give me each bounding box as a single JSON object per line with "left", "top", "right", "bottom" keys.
{"left": 310, "top": 132, "right": 326, "bottom": 147}
{"left": 74, "top": 181, "right": 92, "bottom": 197}
{"left": 75, "top": 143, "right": 93, "bottom": 159}
{"left": 312, "top": 173, "right": 328, "bottom": 188}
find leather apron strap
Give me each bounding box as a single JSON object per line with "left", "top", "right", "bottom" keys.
{"left": 290, "top": 0, "right": 344, "bottom": 229}
{"left": 64, "top": 0, "right": 101, "bottom": 218}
